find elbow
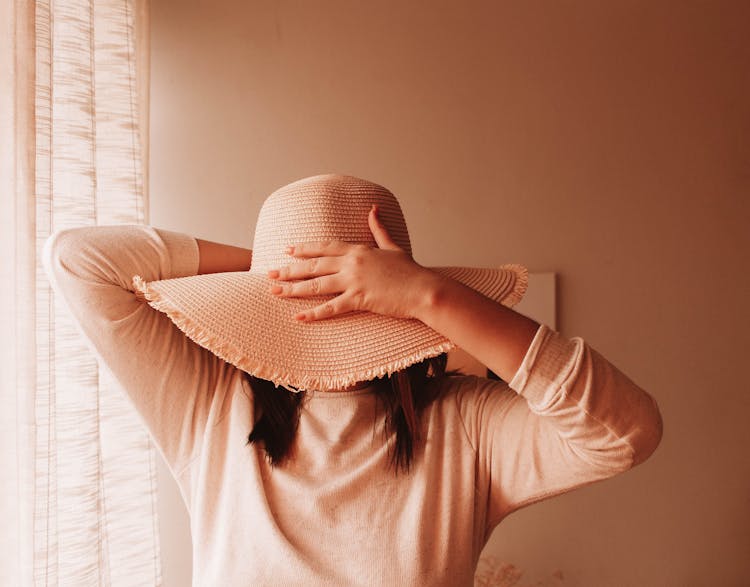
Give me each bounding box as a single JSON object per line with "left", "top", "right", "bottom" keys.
{"left": 43, "top": 226, "right": 108, "bottom": 290}
{"left": 42, "top": 227, "right": 80, "bottom": 281}
{"left": 630, "top": 393, "right": 664, "bottom": 467}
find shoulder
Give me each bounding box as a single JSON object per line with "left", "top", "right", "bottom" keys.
{"left": 419, "top": 374, "right": 521, "bottom": 453}
{"left": 422, "top": 374, "right": 528, "bottom": 455}
{"left": 426, "top": 372, "right": 511, "bottom": 396}
{"left": 425, "top": 373, "right": 518, "bottom": 416}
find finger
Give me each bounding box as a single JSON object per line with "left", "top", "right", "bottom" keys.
{"left": 288, "top": 240, "right": 351, "bottom": 258}
{"left": 270, "top": 274, "right": 343, "bottom": 298}
{"left": 268, "top": 255, "right": 339, "bottom": 281}
{"left": 368, "top": 204, "right": 401, "bottom": 251}
{"left": 294, "top": 293, "right": 351, "bottom": 322}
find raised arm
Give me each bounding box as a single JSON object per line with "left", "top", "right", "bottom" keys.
{"left": 411, "top": 271, "right": 662, "bottom": 521}
{"left": 42, "top": 225, "right": 248, "bottom": 476}
{"left": 196, "top": 237, "right": 252, "bottom": 274}
{"left": 414, "top": 273, "right": 541, "bottom": 383}
{"left": 451, "top": 322, "right": 663, "bottom": 530}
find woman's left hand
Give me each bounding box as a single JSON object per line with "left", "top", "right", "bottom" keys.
{"left": 267, "top": 205, "right": 440, "bottom": 322}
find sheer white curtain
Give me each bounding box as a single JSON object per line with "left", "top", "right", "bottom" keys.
{"left": 0, "top": 1, "right": 160, "bottom": 585}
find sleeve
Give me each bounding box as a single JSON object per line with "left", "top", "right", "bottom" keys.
{"left": 42, "top": 224, "right": 240, "bottom": 476}
{"left": 455, "top": 323, "right": 663, "bottom": 530}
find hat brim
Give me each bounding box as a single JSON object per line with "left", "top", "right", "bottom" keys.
{"left": 131, "top": 264, "right": 527, "bottom": 392}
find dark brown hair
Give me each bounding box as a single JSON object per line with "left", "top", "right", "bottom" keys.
{"left": 245, "top": 353, "right": 462, "bottom": 473}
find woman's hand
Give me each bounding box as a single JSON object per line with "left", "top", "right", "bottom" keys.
{"left": 267, "top": 205, "right": 440, "bottom": 322}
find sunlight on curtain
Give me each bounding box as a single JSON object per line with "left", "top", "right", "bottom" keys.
{"left": 1, "top": 1, "right": 160, "bottom": 585}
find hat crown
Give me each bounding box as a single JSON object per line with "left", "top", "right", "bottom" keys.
{"left": 250, "top": 174, "right": 412, "bottom": 274}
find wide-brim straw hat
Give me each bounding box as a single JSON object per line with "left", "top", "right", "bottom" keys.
{"left": 132, "top": 173, "right": 528, "bottom": 393}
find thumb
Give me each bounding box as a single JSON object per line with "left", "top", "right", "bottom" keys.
{"left": 368, "top": 205, "right": 401, "bottom": 251}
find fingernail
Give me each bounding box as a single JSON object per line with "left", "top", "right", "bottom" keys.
{"left": 270, "top": 285, "right": 282, "bottom": 294}
{"left": 285, "top": 245, "right": 294, "bottom": 255}
{"left": 267, "top": 269, "right": 279, "bottom": 278}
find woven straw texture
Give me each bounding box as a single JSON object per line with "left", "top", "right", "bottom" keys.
{"left": 133, "top": 174, "right": 528, "bottom": 392}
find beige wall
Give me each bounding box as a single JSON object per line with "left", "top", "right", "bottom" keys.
{"left": 149, "top": 1, "right": 750, "bottom": 585}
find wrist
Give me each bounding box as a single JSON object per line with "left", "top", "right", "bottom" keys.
{"left": 409, "top": 267, "right": 450, "bottom": 322}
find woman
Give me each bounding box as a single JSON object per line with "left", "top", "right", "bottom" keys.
{"left": 43, "top": 173, "right": 663, "bottom": 586}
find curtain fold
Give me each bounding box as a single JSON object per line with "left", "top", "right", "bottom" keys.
{"left": 1, "top": 1, "right": 160, "bottom": 585}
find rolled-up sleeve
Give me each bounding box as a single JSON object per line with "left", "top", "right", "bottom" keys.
{"left": 42, "top": 224, "right": 239, "bottom": 475}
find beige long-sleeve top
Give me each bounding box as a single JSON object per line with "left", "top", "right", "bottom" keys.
{"left": 42, "top": 225, "right": 663, "bottom": 587}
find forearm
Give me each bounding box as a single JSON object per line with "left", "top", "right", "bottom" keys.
{"left": 196, "top": 238, "right": 253, "bottom": 275}
{"left": 413, "top": 270, "right": 540, "bottom": 383}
